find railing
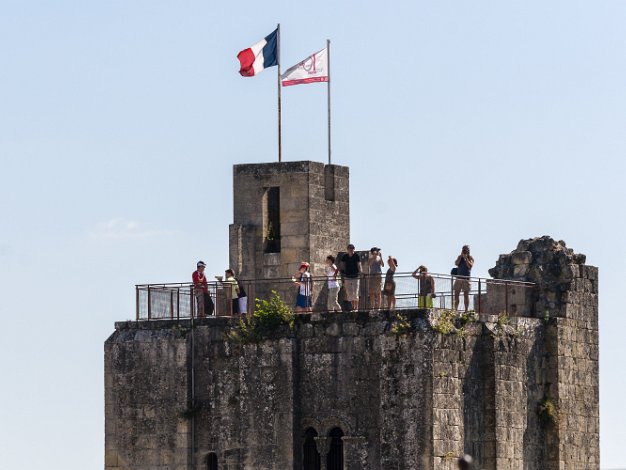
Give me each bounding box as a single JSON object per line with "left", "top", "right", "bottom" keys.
{"left": 135, "top": 273, "right": 535, "bottom": 321}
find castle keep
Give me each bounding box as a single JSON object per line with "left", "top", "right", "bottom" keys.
{"left": 105, "top": 162, "right": 599, "bottom": 470}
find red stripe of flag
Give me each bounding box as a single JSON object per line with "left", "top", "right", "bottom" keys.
{"left": 237, "top": 49, "right": 256, "bottom": 77}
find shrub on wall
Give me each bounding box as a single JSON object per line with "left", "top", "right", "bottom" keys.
{"left": 227, "top": 290, "right": 294, "bottom": 343}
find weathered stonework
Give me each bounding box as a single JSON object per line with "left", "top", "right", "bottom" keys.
{"left": 229, "top": 161, "right": 350, "bottom": 281}
{"left": 105, "top": 236, "right": 599, "bottom": 470}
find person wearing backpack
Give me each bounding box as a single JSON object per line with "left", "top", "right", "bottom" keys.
{"left": 224, "top": 269, "right": 240, "bottom": 315}
{"left": 236, "top": 278, "right": 248, "bottom": 315}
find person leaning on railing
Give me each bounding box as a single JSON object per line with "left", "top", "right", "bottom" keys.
{"left": 412, "top": 265, "right": 436, "bottom": 308}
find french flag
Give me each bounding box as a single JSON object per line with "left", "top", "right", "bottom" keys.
{"left": 237, "top": 28, "right": 278, "bottom": 77}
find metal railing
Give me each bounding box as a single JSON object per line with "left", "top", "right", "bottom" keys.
{"left": 135, "top": 273, "right": 535, "bottom": 321}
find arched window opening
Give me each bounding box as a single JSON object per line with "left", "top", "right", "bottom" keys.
{"left": 303, "top": 427, "right": 321, "bottom": 470}
{"left": 206, "top": 452, "right": 218, "bottom": 470}
{"left": 326, "top": 427, "right": 344, "bottom": 470}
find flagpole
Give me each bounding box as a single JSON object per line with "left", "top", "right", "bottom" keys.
{"left": 277, "top": 23, "right": 282, "bottom": 163}
{"left": 327, "top": 39, "right": 331, "bottom": 165}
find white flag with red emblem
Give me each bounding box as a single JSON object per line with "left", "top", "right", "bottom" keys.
{"left": 281, "top": 48, "right": 329, "bottom": 87}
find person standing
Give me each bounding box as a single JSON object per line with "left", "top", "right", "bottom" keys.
{"left": 224, "top": 269, "right": 240, "bottom": 315}
{"left": 325, "top": 255, "right": 342, "bottom": 312}
{"left": 294, "top": 262, "right": 313, "bottom": 313}
{"left": 383, "top": 256, "right": 398, "bottom": 311}
{"left": 412, "top": 265, "right": 436, "bottom": 308}
{"left": 237, "top": 278, "right": 248, "bottom": 315}
{"left": 453, "top": 245, "right": 474, "bottom": 312}
{"left": 367, "top": 247, "right": 384, "bottom": 309}
{"left": 192, "top": 261, "right": 213, "bottom": 317}
{"left": 340, "top": 244, "right": 362, "bottom": 311}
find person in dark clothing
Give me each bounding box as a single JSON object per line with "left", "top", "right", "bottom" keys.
{"left": 383, "top": 256, "right": 398, "bottom": 311}
{"left": 340, "top": 244, "right": 362, "bottom": 311}
{"left": 453, "top": 245, "right": 474, "bottom": 311}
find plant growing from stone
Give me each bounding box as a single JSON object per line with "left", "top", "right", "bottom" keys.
{"left": 537, "top": 396, "right": 559, "bottom": 428}
{"left": 496, "top": 312, "right": 510, "bottom": 328}
{"left": 253, "top": 290, "right": 295, "bottom": 330}
{"left": 390, "top": 313, "right": 411, "bottom": 335}
{"left": 431, "top": 309, "right": 457, "bottom": 335}
{"left": 227, "top": 290, "right": 294, "bottom": 343}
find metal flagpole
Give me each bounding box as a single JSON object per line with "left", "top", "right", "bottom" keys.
{"left": 277, "top": 24, "right": 282, "bottom": 163}
{"left": 327, "top": 39, "right": 332, "bottom": 165}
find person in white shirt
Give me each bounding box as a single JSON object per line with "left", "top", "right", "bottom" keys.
{"left": 293, "top": 262, "right": 313, "bottom": 313}
{"left": 325, "top": 255, "right": 342, "bottom": 312}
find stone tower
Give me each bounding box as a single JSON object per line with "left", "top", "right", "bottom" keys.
{"left": 228, "top": 161, "right": 349, "bottom": 303}
{"left": 105, "top": 236, "right": 599, "bottom": 470}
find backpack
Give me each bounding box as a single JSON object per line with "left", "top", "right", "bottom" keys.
{"left": 236, "top": 279, "right": 247, "bottom": 298}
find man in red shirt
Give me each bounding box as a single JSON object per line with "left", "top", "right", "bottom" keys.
{"left": 192, "top": 261, "right": 213, "bottom": 317}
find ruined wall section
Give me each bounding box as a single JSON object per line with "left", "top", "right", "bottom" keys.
{"left": 490, "top": 236, "right": 599, "bottom": 469}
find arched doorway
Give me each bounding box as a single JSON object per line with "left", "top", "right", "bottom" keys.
{"left": 326, "top": 427, "right": 344, "bottom": 470}
{"left": 206, "top": 452, "right": 218, "bottom": 470}
{"left": 303, "top": 427, "right": 321, "bottom": 470}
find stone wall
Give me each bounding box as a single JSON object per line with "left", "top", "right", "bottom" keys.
{"left": 105, "top": 316, "right": 595, "bottom": 469}
{"left": 105, "top": 326, "right": 191, "bottom": 468}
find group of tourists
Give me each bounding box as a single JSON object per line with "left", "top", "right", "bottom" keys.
{"left": 192, "top": 262, "right": 248, "bottom": 317}
{"left": 324, "top": 243, "right": 474, "bottom": 313}
{"left": 192, "top": 244, "right": 475, "bottom": 316}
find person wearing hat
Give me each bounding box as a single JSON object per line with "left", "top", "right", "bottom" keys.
{"left": 293, "top": 262, "right": 313, "bottom": 313}
{"left": 192, "top": 261, "right": 214, "bottom": 317}
{"left": 340, "top": 244, "right": 362, "bottom": 311}
{"left": 367, "top": 247, "right": 384, "bottom": 309}
{"left": 412, "top": 265, "right": 436, "bottom": 308}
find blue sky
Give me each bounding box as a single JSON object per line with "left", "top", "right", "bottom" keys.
{"left": 1, "top": 1, "right": 625, "bottom": 468}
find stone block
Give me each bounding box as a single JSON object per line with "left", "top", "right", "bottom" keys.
{"left": 512, "top": 251, "right": 532, "bottom": 265}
